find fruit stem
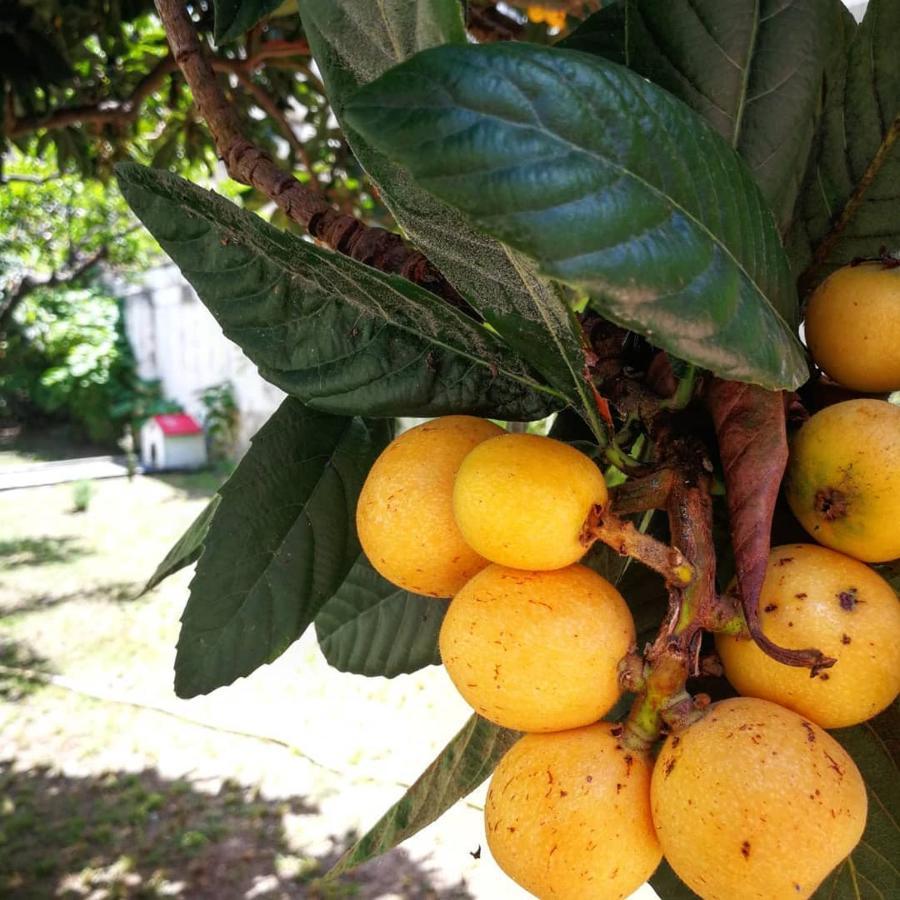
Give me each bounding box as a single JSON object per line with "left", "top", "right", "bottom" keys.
{"left": 661, "top": 363, "right": 698, "bottom": 411}
{"left": 609, "top": 469, "right": 676, "bottom": 514}
{"left": 583, "top": 505, "right": 694, "bottom": 587}
{"left": 622, "top": 476, "right": 716, "bottom": 745}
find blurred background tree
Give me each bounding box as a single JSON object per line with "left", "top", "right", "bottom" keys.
{"left": 0, "top": 0, "right": 588, "bottom": 442}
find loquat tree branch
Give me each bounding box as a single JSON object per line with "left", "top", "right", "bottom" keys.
{"left": 6, "top": 40, "right": 312, "bottom": 141}
{"left": 154, "top": 0, "right": 467, "bottom": 310}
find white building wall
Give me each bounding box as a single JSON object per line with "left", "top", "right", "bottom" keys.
{"left": 123, "top": 265, "right": 284, "bottom": 455}
{"left": 164, "top": 434, "right": 208, "bottom": 469}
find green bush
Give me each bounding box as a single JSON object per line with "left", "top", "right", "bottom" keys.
{"left": 0, "top": 282, "right": 171, "bottom": 444}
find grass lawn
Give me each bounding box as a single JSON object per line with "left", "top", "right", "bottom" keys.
{"left": 0, "top": 465, "right": 528, "bottom": 899}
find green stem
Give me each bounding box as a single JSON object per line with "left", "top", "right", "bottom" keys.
{"left": 662, "top": 363, "right": 698, "bottom": 410}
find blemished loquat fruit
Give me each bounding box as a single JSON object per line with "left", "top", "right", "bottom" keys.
{"left": 452, "top": 433, "right": 607, "bottom": 570}
{"left": 785, "top": 399, "right": 900, "bottom": 562}
{"left": 486, "top": 723, "right": 661, "bottom": 900}
{"left": 651, "top": 697, "right": 867, "bottom": 900}
{"left": 439, "top": 564, "right": 634, "bottom": 732}
{"left": 356, "top": 416, "right": 503, "bottom": 597}
{"left": 717, "top": 544, "right": 900, "bottom": 729}
{"left": 804, "top": 261, "right": 900, "bottom": 392}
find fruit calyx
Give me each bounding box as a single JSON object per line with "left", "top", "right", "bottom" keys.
{"left": 814, "top": 486, "right": 849, "bottom": 521}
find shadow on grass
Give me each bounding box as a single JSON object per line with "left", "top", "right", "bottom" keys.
{"left": 0, "top": 425, "right": 111, "bottom": 469}
{"left": 1, "top": 580, "right": 144, "bottom": 619}
{"left": 0, "top": 762, "right": 473, "bottom": 900}
{"left": 0, "top": 637, "right": 53, "bottom": 701}
{"left": 0, "top": 536, "right": 89, "bottom": 569}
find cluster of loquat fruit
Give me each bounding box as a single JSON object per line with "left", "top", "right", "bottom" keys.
{"left": 354, "top": 262, "right": 900, "bottom": 900}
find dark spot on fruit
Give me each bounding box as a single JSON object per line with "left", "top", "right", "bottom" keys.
{"left": 841, "top": 634, "right": 852, "bottom": 645}
{"left": 546, "top": 769, "right": 554, "bottom": 785}
{"left": 528, "top": 598, "right": 553, "bottom": 611}
{"left": 802, "top": 722, "right": 816, "bottom": 743}
{"left": 788, "top": 621, "right": 794, "bottom": 627}
{"left": 824, "top": 752, "right": 845, "bottom": 777}
{"left": 741, "top": 840, "right": 751, "bottom": 859}
{"left": 819, "top": 672, "right": 830, "bottom": 681}
{"left": 795, "top": 884, "right": 802, "bottom": 892}
{"left": 764, "top": 603, "right": 778, "bottom": 613}
{"left": 624, "top": 755, "right": 634, "bottom": 775}
{"left": 815, "top": 488, "right": 848, "bottom": 521}
{"left": 549, "top": 844, "right": 558, "bottom": 857}
{"left": 776, "top": 556, "right": 795, "bottom": 566}
{"left": 671, "top": 736, "right": 681, "bottom": 749}
{"left": 839, "top": 589, "right": 860, "bottom": 611}
{"left": 586, "top": 775, "right": 593, "bottom": 783}
{"left": 610, "top": 725, "right": 624, "bottom": 737}
{"left": 507, "top": 826, "right": 516, "bottom": 833}
{"left": 615, "top": 783, "right": 624, "bottom": 794}
{"left": 795, "top": 593, "right": 807, "bottom": 600}
{"left": 559, "top": 789, "right": 568, "bottom": 798}
{"left": 664, "top": 758, "right": 676, "bottom": 778}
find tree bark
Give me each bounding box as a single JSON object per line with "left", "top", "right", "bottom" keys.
{"left": 154, "top": 0, "right": 468, "bottom": 312}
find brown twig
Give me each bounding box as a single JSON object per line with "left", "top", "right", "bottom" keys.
{"left": 153, "top": 0, "right": 468, "bottom": 310}
{"left": 619, "top": 474, "right": 717, "bottom": 747}
{"left": 583, "top": 504, "right": 694, "bottom": 587}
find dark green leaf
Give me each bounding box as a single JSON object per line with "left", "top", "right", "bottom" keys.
{"left": 300, "top": 1, "right": 603, "bottom": 429}
{"left": 214, "top": 0, "right": 285, "bottom": 44}
{"left": 564, "top": 1, "right": 831, "bottom": 231}
{"left": 558, "top": 1, "right": 626, "bottom": 65}
{"left": 345, "top": 43, "right": 808, "bottom": 391}
{"left": 651, "top": 859, "right": 698, "bottom": 899}
{"left": 788, "top": 0, "right": 900, "bottom": 292}
{"left": 314, "top": 555, "right": 446, "bottom": 677}
{"left": 139, "top": 496, "right": 221, "bottom": 597}
{"left": 174, "top": 400, "right": 391, "bottom": 698}
{"left": 815, "top": 705, "right": 900, "bottom": 898}
{"left": 116, "top": 163, "right": 560, "bottom": 421}
{"left": 327, "top": 714, "right": 519, "bottom": 877}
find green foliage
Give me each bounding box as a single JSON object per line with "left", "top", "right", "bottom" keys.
{"left": 345, "top": 42, "right": 808, "bottom": 390}
{"left": 314, "top": 556, "right": 446, "bottom": 677}
{"left": 0, "top": 284, "right": 164, "bottom": 442}
{"left": 116, "top": 163, "right": 562, "bottom": 421}
{"left": 175, "top": 399, "right": 392, "bottom": 697}
{"left": 198, "top": 382, "right": 239, "bottom": 462}
{"left": 327, "top": 714, "right": 519, "bottom": 878}
{"left": 300, "top": 0, "right": 603, "bottom": 430}
{"left": 0, "top": 153, "right": 154, "bottom": 281}
{"left": 562, "top": 0, "right": 832, "bottom": 230}
{"left": 786, "top": 0, "right": 900, "bottom": 289}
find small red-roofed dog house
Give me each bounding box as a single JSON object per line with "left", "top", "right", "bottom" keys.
{"left": 140, "top": 413, "right": 207, "bottom": 471}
